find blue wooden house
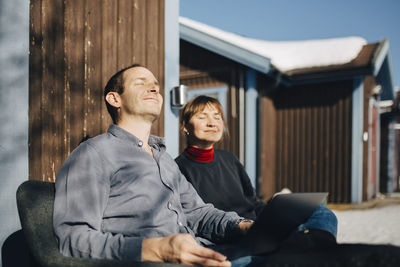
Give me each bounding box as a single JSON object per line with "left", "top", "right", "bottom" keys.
{"left": 178, "top": 17, "right": 397, "bottom": 203}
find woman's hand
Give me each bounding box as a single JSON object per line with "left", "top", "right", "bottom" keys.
{"left": 142, "top": 233, "right": 231, "bottom": 267}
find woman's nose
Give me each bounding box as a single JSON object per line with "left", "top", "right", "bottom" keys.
{"left": 207, "top": 118, "right": 216, "bottom": 127}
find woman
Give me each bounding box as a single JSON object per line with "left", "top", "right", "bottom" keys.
{"left": 176, "top": 95, "right": 338, "bottom": 244}
{"left": 175, "top": 95, "right": 265, "bottom": 220}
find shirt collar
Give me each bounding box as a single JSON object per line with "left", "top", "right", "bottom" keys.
{"left": 107, "top": 124, "right": 165, "bottom": 150}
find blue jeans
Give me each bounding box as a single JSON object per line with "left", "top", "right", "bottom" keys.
{"left": 230, "top": 205, "right": 337, "bottom": 267}
{"left": 297, "top": 204, "right": 338, "bottom": 237}
{"left": 231, "top": 256, "right": 266, "bottom": 267}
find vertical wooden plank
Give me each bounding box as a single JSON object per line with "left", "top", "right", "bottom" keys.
{"left": 281, "top": 92, "right": 286, "bottom": 191}
{"left": 328, "top": 88, "right": 333, "bottom": 193}
{"left": 284, "top": 98, "right": 290, "bottom": 189}
{"left": 330, "top": 88, "right": 338, "bottom": 202}
{"left": 259, "top": 94, "right": 276, "bottom": 200}
{"left": 294, "top": 98, "right": 300, "bottom": 191}
{"left": 317, "top": 88, "right": 324, "bottom": 192}
{"left": 29, "top": 0, "right": 43, "bottom": 180}
{"left": 65, "top": 0, "right": 85, "bottom": 151}
{"left": 41, "top": 0, "right": 51, "bottom": 181}
{"left": 101, "top": 0, "right": 118, "bottom": 130}
{"left": 290, "top": 93, "right": 296, "bottom": 191}
{"left": 343, "top": 87, "right": 352, "bottom": 202}
{"left": 335, "top": 90, "right": 344, "bottom": 202}
{"left": 147, "top": 0, "right": 162, "bottom": 136}
{"left": 157, "top": 0, "right": 165, "bottom": 137}
{"left": 311, "top": 89, "right": 319, "bottom": 192}
{"left": 133, "top": 0, "right": 146, "bottom": 65}
{"left": 63, "top": 1, "right": 70, "bottom": 157}
{"left": 362, "top": 78, "right": 371, "bottom": 200}
{"left": 292, "top": 101, "right": 298, "bottom": 191}
{"left": 290, "top": 100, "right": 295, "bottom": 191}
{"left": 282, "top": 96, "right": 289, "bottom": 189}
{"left": 146, "top": 0, "right": 161, "bottom": 75}
{"left": 86, "top": 0, "right": 103, "bottom": 137}
{"left": 299, "top": 105, "right": 307, "bottom": 192}
{"left": 229, "top": 69, "right": 239, "bottom": 157}
{"left": 294, "top": 104, "right": 300, "bottom": 191}
{"left": 333, "top": 86, "right": 342, "bottom": 202}
{"left": 53, "top": 0, "right": 65, "bottom": 182}
{"left": 343, "top": 84, "right": 352, "bottom": 202}
{"left": 117, "top": 0, "right": 133, "bottom": 69}
{"left": 317, "top": 87, "right": 323, "bottom": 192}
{"left": 305, "top": 95, "right": 312, "bottom": 192}
{"left": 41, "top": 0, "right": 64, "bottom": 182}
{"left": 290, "top": 98, "right": 295, "bottom": 191}
{"left": 275, "top": 93, "right": 282, "bottom": 191}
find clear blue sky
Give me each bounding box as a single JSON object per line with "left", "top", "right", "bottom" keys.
{"left": 180, "top": 0, "right": 399, "bottom": 89}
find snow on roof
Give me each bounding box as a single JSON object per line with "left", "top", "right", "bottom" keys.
{"left": 179, "top": 17, "right": 367, "bottom": 73}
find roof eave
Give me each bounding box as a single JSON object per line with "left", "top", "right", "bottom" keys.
{"left": 280, "top": 66, "right": 373, "bottom": 86}
{"left": 372, "top": 39, "right": 389, "bottom": 76}
{"left": 179, "top": 23, "right": 271, "bottom": 74}
{"left": 281, "top": 40, "right": 396, "bottom": 99}
{"left": 373, "top": 39, "right": 396, "bottom": 100}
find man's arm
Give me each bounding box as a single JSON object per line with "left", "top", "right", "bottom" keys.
{"left": 53, "top": 142, "right": 143, "bottom": 261}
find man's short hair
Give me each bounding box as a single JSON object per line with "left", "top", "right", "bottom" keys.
{"left": 104, "top": 64, "right": 142, "bottom": 124}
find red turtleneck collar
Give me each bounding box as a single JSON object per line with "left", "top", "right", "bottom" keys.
{"left": 185, "top": 145, "right": 214, "bottom": 163}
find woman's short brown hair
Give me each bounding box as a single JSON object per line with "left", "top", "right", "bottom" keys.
{"left": 180, "top": 95, "right": 229, "bottom": 140}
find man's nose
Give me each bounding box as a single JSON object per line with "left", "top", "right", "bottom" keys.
{"left": 149, "top": 84, "right": 159, "bottom": 93}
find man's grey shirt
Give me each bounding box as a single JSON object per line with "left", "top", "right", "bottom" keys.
{"left": 53, "top": 125, "right": 241, "bottom": 261}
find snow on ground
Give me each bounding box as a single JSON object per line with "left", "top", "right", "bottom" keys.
{"left": 333, "top": 203, "right": 400, "bottom": 246}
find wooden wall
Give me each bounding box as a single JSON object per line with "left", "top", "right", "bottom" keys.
{"left": 362, "top": 76, "right": 379, "bottom": 200}
{"left": 29, "top": 0, "right": 165, "bottom": 181}
{"left": 259, "top": 80, "right": 354, "bottom": 203}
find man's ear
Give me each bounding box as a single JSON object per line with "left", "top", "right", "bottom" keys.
{"left": 105, "top": 92, "right": 121, "bottom": 108}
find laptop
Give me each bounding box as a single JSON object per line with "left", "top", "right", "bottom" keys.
{"left": 212, "top": 192, "right": 329, "bottom": 260}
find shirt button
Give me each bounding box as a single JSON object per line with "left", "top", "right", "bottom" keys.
{"left": 138, "top": 141, "right": 143, "bottom": 147}
{"left": 166, "top": 183, "right": 170, "bottom": 187}
{"left": 178, "top": 221, "right": 183, "bottom": 226}
{"left": 168, "top": 202, "right": 172, "bottom": 209}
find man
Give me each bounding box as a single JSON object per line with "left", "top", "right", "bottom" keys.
{"left": 53, "top": 64, "right": 253, "bottom": 266}
{"left": 54, "top": 64, "right": 338, "bottom": 267}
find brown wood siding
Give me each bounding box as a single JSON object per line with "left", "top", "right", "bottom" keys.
{"left": 259, "top": 94, "right": 276, "bottom": 200}
{"left": 29, "top": 0, "right": 165, "bottom": 182}
{"left": 179, "top": 40, "right": 242, "bottom": 158}
{"left": 260, "top": 81, "right": 353, "bottom": 203}
{"left": 362, "top": 76, "right": 378, "bottom": 200}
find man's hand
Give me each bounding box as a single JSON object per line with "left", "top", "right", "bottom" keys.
{"left": 142, "top": 234, "right": 231, "bottom": 267}
{"left": 238, "top": 220, "right": 254, "bottom": 233}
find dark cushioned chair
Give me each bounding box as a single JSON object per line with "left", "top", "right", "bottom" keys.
{"left": 2, "top": 229, "right": 34, "bottom": 267}
{"left": 14, "top": 180, "right": 400, "bottom": 267}
{"left": 16, "top": 180, "right": 182, "bottom": 267}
